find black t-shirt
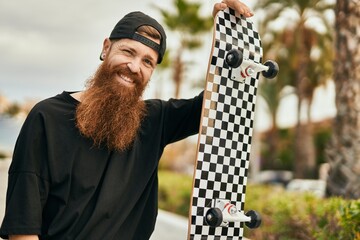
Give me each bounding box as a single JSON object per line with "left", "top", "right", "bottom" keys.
{"left": 0, "top": 91, "right": 203, "bottom": 240}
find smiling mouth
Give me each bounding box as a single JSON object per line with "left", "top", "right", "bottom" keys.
{"left": 117, "top": 73, "right": 135, "bottom": 86}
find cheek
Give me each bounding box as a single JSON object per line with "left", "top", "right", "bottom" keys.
{"left": 143, "top": 69, "right": 154, "bottom": 83}
{"left": 106, "top": 54, "right": 127, "bottom": 68}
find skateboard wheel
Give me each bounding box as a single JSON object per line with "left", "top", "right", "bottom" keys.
{"left": 262, "top": 60, "right": 279, "bottom": 79}
{"left": 205, "top": 208, "right": 223, "bottom": 228}
{"left": 245, "top": 210, "right": 262, "bottom": 229}
{"left": 226, "top": 49, "right": 243, "bottom": 68}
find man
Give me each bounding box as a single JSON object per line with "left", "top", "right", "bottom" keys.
{"left": 0, "top": 1, "right": 253, "bottom": 239}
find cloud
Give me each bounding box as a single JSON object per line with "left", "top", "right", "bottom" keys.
{"left": 0, "top": 0, "right": 222, "bottom": 102}
{"left": 0, "top": 0, "right": 169, "bottom": 102}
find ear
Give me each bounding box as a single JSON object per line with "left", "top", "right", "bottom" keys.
{"left": 100, "top": 38, "right": 111, "bottom": 60}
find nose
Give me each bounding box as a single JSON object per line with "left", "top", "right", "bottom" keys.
{"left": 127, "top": 58, "right": 141, "bottom": 73}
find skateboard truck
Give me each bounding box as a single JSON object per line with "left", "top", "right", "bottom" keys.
{"left": 205, "top": 199, "right": 261, "bottom": 229}
{"left": 225, "top": 49, "right": 279, "bottom": 83}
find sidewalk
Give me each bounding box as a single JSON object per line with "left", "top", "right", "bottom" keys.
{"left": 151, "top": 210, "right": 188, "bottom": 240}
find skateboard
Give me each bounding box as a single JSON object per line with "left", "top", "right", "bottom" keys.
{"left": 187, "top": 8, "right": 278, "bottom": 240}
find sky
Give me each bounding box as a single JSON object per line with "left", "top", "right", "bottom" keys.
{"left": 0, "top": 0, "right": 336, "bottom": 131}
{"left": 0, "top": 0, "right": 217, "bottom": 103}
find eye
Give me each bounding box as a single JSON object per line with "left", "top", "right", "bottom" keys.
{"left": 121, "top": 48, "right": 133, "bottom": 56}
{"left": 143, "top": 58, "right": 155, "bottom": 68}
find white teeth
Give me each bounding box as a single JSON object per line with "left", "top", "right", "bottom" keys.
{"left": 120, "top": 74, "right": 134, "bottom": 83}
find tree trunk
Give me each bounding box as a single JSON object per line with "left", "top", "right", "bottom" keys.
{"left": 173, "top": 50, "right": 184, "bottom": 99}
{"left": 267, "top": 111, "right": 280, "bottom": 168}
{"left": 294, "top": 23, "right": 317, "bottom": 179}
{"left": 326, "top": 0, "right": 360, "bottom": 199}
{"left": 294, "top": 99, "right": 316, "bottom": 179}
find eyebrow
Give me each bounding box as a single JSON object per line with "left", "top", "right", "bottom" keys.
{"left": 118, "top": 43, "right": 157, "bottom": 64}
{"left": 143, "top": 51, "right": 157, "bottom": 64}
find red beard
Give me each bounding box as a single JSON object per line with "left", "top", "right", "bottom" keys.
{"left": 75, "top": 60, "right": 147, "bottom": 151}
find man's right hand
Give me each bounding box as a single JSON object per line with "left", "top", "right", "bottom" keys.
{"left": 212, "top": 0, "right": 254, "bottom": 18}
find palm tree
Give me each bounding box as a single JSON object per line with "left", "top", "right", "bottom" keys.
{"left": 152, "top": 50, "right": 171, "bottom": 99}
{"left": 257, "top": 29, "right": 294, "bottom": 168}
{"left": 154, "top": 0, "right": 213, "bottom": 98}
{"left": 254, "top": 0, "right": 334, "bottom": 178}
{"left": 325, "top": 0, "right": 360, "bottom": 199}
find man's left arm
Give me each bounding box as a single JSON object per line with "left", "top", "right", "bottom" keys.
{"left": 162, "top": 92, "right": 204, "bottom": 144}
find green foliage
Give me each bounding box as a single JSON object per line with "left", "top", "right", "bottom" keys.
{"left": 158, "top": 0, "right": 213, "bottom": 33}
{"left": 261, "top": 128, "right": 295, "bottom": 170}
{"left": 313, "top": 124, "right": 332, "bottom": 165}
{"left": 158, "top": 170, "right": 193, "bottom": 216}
{"left": 260, "top": 121, "right": 332, "bottom": 173}
{"left": 339, "top": 201, "right": 360, "bottom": 240}
{"left": 153, "top": 0, "right": 213, "bottom": 98}
{"left": 255, "top": 0, "right": 335, "bottom": 179}
{"left": 154, "top": 0, "right": 213, "bottom": 49}
{"left": 244, "top": 184, "right": 360, "bottom": 239}
{"left": 158, "top": 175, "right": 360, "bottom": 239}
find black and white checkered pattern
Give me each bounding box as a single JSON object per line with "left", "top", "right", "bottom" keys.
{"left": 188, "top": 8, "right": 262, "bottom": 240}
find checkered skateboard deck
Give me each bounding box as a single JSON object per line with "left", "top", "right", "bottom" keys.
{"left": 188, "top": 8, "right": 262, "bottom": 240}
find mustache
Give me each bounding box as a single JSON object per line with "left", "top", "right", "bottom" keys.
{"left": 76, "top": 62, "right": 146, "bottom": 151}
{"left": 110, "top": 65, "right": 143, "bottom": 85}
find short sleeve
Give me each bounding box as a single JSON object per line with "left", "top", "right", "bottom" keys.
{"left": 0, "top": 104, "right": 51, "bottom": 238}
{"left": 162, "top": 91, "right": 203, "bottom": 144}
{"left": 0, "top": 172, "right": 49, "bottom": 238}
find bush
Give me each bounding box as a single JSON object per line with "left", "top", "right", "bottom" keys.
{"left": 339, "top": 201, "right": 360, "bottom": 240}
{"left": 244, "top": 184, "right": 360, "bottom": 240}
{"left": 158, "top": 170, "right": 193, "bottom": 217}
{"left": 158, "top": 175, "right": 360, "bottom": 239}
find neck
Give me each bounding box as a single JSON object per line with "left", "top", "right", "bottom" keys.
{"left": 71, "top": 91, "right": 83, "bottom": 102}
